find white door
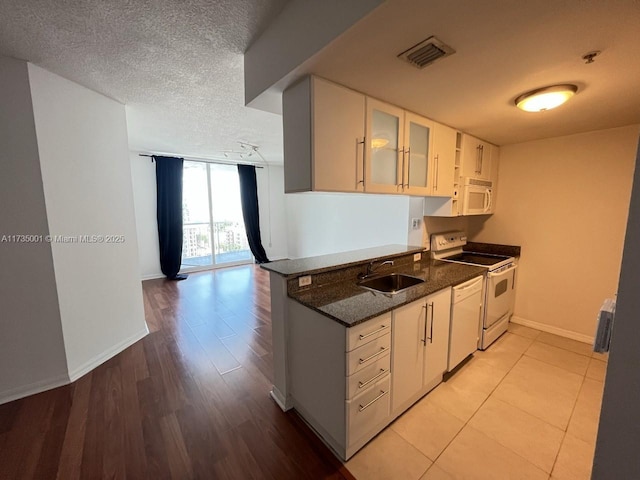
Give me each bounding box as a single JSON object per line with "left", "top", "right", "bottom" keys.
{"left": 403, "top": 112, "right": 433, "bottom": 196}
{"left": 485, "top": 265, "right": 518, "bottom": 328}
{"left": 365, "top": 98, "right": 404, "bottom": 194}
{"left": 424, "top": 288, "right": 453, "bottom": 387}
{"left": 431, "top": 123, "right": 457, "bottom": 197}
{"left": 449, "top": 277, "right": 483, "bottom": 371}
{"left": 391, "top": 300, "right": 425, "bottom": 413}
{"left": 313, "top": 77, "right": 366, "bottom": 192}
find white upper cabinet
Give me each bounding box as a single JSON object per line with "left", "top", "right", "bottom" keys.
{"left": 282, "top": 76, "right": 499, "bottom": 200}
{"left": 283, "top": 76, "right": 365, "bottom": 193}
{"left": 461, "top": 134, "right": 493, "bottom": 180}
{"left": 365, "top": 98, "right": 405, "bottom": 194}
{"left": 402, "top": 112, "right": 433, "bottom": 196}
{"left": 430, "top": 123, "right": 457, "bottom": 197}
{"left": 365, "top": 106, "right": 443, "bottom": 196}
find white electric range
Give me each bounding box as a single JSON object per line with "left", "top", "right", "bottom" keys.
{"left": 431, "top": 231, "right": 518, "bottom": 349}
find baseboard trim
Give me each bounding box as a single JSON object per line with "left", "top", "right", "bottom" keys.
{"left": 270, "top": 386, "right": 292, "bottom": 412}
{"left": 68, "top": 326, "right": 150, "bottom": 382}
{"left": 511, "top": 316, "right": 594, "bottom": 344}
{"left": 141, "top": 273, "right": 165, "bottom": 280}
{"left": 0, "top": 326, "right": 150, "bottom": 405}
{"left": 0, "top": 373, "right": 71, "bottom": 406}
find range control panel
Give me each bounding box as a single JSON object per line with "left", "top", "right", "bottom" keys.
{"left": 430, "top": 231, "right": 468, "bottom": 252}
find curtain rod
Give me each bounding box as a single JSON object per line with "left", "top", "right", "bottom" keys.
{"left": 139, "top": 153, "right": 265, "bottom": 169}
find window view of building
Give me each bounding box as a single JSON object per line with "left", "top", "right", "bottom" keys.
{"left": 181, "top": 161, "right": 252, "bottom": 269}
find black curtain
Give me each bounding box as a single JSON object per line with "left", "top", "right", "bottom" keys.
{"left": 154, "top": 156, "right": 187, "bottom": 280}
{"left": 237, "top": 164, "right": 270, "bottom": 264}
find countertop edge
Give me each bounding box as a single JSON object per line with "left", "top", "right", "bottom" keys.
{"left": 261, "top": 245, "right": 427, "bottom": 278}
{"left": 290, "top": 264, "right": 486, "bottom": 328}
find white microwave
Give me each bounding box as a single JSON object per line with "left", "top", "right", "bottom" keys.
{"left": 461, "top": 177, "right": 493, "bottom": 215}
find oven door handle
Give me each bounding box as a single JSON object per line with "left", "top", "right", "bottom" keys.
{"left": 488, "top": 264, "right": 518, "bottom": 278}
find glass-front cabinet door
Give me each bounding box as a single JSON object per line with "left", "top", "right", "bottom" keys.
{"left": 365, "top": 98, "right": 405, "bottom": 194}
{"left": 403, "top": 112, "right": 433, "bottom": 196}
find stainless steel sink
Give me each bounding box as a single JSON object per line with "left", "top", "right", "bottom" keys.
{"left": 358, "top": 273, "right": 425, "bottom": 295}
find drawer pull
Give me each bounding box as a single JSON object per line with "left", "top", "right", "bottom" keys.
{"left": 358, "top": 368, "right": 388, "bottom": 389}
{"left": 358, "top": 325, "right": 388, "bottom": 340}
{"left": 359, "top": 347, "right": 389, "bottom": 365}
{"left": 359, "top": 389, "right": 389, "bottom": 412}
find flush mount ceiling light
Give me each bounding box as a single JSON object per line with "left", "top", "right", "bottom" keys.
{"left": 515, "top": 84, "right": 578, "bottom": 112}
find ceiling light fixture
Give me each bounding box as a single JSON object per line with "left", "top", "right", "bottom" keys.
{"left": 514, "top": 84, "right": 578, "bottom": 112}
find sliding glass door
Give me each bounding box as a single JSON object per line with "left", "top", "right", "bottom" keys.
{"left": 181, "top": 161, "right": 252, "bottom": 270}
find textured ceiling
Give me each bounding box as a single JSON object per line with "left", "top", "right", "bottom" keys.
{"left": 4, "top": 0, "right": 639, "bottom": 163}
{"left": 0, "top": 0, "right": 289, "bottom": 163}
{"left": 293, "top": 0, "right": 640, "bottom": 145}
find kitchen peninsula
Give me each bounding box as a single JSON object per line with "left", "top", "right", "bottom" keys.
{"left": 262, "top": 245, "right": 485, "bottom": 460}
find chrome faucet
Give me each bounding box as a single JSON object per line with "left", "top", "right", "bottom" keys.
{"left": 358, "top": 260, "right": 394, "bottom": 280}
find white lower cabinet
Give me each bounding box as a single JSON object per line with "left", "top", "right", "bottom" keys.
{"left": 286, "top": 287, "right": 452, "bottom": 461}
{"left": 391, "top": 288, "right": 452, "bottom": 414}
{"left": 346, "top": 375, "right": 391, "bottom": 446}
{"left": 346, "top": 353, "right": 390, "bottom": 399}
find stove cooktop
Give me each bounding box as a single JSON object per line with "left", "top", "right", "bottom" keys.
{"left": 445, "top": 252, "right": 511, "bottom": 267}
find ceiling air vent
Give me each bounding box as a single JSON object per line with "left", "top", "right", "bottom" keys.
{"left": 398, "top": 36, "right": 455, "bottom": 69}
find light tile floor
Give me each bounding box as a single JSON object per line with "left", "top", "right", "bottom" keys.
{"left": 345, "top": 324, "right": 607, "bottom": 480}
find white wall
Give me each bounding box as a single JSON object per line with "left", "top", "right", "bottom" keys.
{"left": 129, "top": 157, "right": 288, "bottom": 277}
{"left": 256, "top": 165, "right": 289, "bottom": 260}
{"left": 29, "top": 64, "right": 148, "bottom": 379}
{"left": 244, "top": 0, "right": 384, "bottom": 112}
{"left": 0, "top": 56, "right": 69, "bottom": 403}
{"left": 469, "top": 125, "right": 640, "bottom": 339}
{"left": 285, "top": 192, "right": 410, "bottom": 258}
{"left": 593, "top": 136, "right": 640, "bottom": 478}
{"left": 130, "top": 152, "right": 162, "bottom": 279}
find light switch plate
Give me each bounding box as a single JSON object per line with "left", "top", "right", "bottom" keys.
{"left": 411, "top": 218, "right": 422, "bottom": 230}
{"left": 298, "top": 275, "right": 312, "bottom": 287}
{"left": 413, "top": 253, "right": 422, "bottom": 262}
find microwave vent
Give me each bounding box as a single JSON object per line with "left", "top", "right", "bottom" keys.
{"left": 398, "top": 36, "right": 456, "bottom": 69}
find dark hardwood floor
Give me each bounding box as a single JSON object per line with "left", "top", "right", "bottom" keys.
{"left": 0, "top": 265, "right": 355, "bottom": 480}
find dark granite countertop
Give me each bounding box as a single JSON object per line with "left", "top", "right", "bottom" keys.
{"left": 290, "top": 260, "right": 485, "bottom": 327}
{"left": 261, "top": 244, "right": 426, "bottom": 278}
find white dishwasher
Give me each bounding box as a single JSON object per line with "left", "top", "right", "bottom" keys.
{"left": 447, "top": 276, "right": 484, "bottom": 372}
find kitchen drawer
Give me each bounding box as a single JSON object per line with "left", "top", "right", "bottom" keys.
{"left": 347, "top": 313, "right": 392, "bottom": 352}
{"left": 346, "top": 333, "right": 391, "bottom": 375}
{"left": 346, "top": 353, "right": 390, "bottom": 400}
{"left": 346, "top": 376, "right": 391, "bottom": 445}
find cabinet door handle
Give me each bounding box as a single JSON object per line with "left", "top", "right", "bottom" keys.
{"left": 358, "top": 368, "right": 389, "bottom": 389}
{"left": 422, "top": 304, "right": 428, "bottom": 345}
{"left": 479, "top": 145, "right": 484, "bottom": 175}
{"left": 358, "top": 389, "right": 389, "bottom": 412}
{"left": 434, "top": 154, "right": 439, "bottom": 191}
{"left": 405, "top": 147, "right": 411, "bottom": 188}
{"left": 429, "top": 301, "right": 435, "bottom": 343}
{"left": 359, "top": 346, "right": 389, "bottom": 364}
{"left": 398, "top": 148, "right": 405, "bottom": 191}
{"left": 359, "top": 325, "right": 387, "bottom": 340}
{"left": 357, "top": 137, "right": 366, "bottom": 188}
{"left": 476, "top": 145, "right": 481, "bottom": 174}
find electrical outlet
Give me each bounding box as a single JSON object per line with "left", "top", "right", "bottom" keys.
{"left": 413, "top": 253, "right": 422, "bottom": 262}
{"left": 298, "top": 275, "right": 312, "bottom": 287}
{"left": 411, "top": 218, "right": 422, "bottom": 230}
